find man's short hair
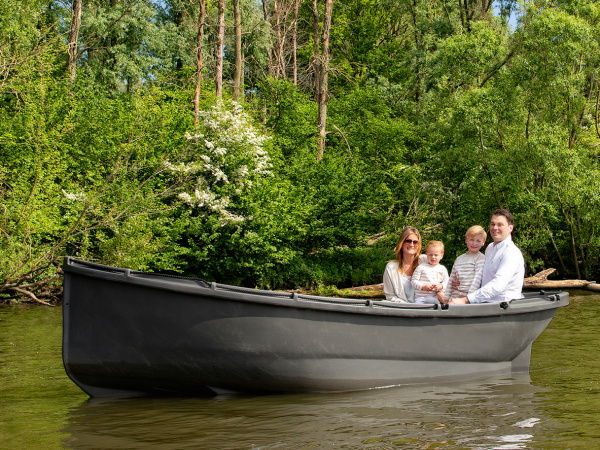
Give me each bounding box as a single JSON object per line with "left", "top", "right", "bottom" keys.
{"left": 466, "top": 225, "right": 487, "bottom": 240}
{"left": 492, "top": 209, "right": 514, "bottom": 226}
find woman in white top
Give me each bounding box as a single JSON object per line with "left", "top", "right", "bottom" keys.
{"left": 383, "top": 227, "right": 422, "bottom": 302}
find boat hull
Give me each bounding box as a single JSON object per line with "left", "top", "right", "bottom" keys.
{"left": 62, "top": 257, "right": 568, "bottom": 397}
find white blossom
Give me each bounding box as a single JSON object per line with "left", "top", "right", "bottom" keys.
{"left": 178, "top": 192, "right": 193, "bottom": 204}
{"left": 184, "top": 131, "right": 204, "bottom": 140}
{"left": 175, "top": 100, "right": 272, "bottom": 224}
{"left": 62, "top": 189, "right": 86, "bottom": 201}
{"left": 212, "top": 167, "right": 228, "bottom": 183}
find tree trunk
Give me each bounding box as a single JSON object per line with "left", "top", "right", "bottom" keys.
{"left": 67, "top": 0, "right": 82, "bottom": 83}
{"left": 175, "top": 8, "right": 184, "bottom": 71}
{"left": 563, "top": 206, "right": 582, "bottom": 279}
{"left": 575, "top": 211, "right": 589, "bottom": 280}
{"left": 312, "top": 0, "right": 320, "bottom": 99}
{"left": 545, "top": 225, "right": 568, "bottom": 275}
{"left": 215, "top": 0, "right": 225, "bottom": 97}
{"left": 292, "top": 0, "right": 299, "bottom": 85}
{"left": 316, "top": 0, "right": 332, "bottom": 161}
{"left": 481, "top": 0, "right": 491, "bottom": 15}
{"left": 458, "top": 0, "right": 465, "bottom": 29}
{"left": 276, "top": 1, "right": 289, "bottom": 78}
{"left": 410, "top": 0, "right": 421, "bottom": 104}
{"left": 273, "top": 0, "right": 282, "bottom": 77}
{"left": 262, "top": 0, "right": 275, "bottom": 77}
{"left": 193, "top": 0, "right": 206, "bottom": 124}
{"left": 233, "top": 0, "right": 243, "bottom": 100}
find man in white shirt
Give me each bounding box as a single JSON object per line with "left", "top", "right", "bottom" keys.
{"left": 450, "top": 209, "right": 524, "bottom": 304}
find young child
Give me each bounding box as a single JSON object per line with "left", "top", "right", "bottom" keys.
{"left": 444, "top": 225, "right": 487, "bottom": 302}
{"left": 411, "top": 240, "right": 449, "bottom": 304}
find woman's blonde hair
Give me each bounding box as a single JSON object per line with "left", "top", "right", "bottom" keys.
{"left": 393, "top": 226, "right": 422, "bottom": 274}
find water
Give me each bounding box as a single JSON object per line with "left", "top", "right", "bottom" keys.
{"left": 1, "top": 291, "right": 599, "bottom": 449}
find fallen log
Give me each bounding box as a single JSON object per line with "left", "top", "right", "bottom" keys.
{"left": 523, "top": 279, "right": 592, "bottom": 289}
{"left": 525, "top": 268, "right": 556, "bottom": 281}
{"left": 584, "top": 283, "right": 600, "bottom": 292}
{"left": 523, "top": 268, "right": 598, "bottom": 291}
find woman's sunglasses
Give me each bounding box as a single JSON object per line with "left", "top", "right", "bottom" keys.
{"left": 404, "top": 239, "right": 419, "bottom": 245}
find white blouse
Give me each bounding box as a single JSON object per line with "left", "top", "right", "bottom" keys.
{"left": 383, "top": 260, "right": 416, "bottom": 303}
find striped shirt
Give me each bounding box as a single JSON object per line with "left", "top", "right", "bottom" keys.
{"left": 445, "top": 252, "right": 486, "bottom": 300}
{"left": 411, "top": 263, "right": 449, "bottom": 302}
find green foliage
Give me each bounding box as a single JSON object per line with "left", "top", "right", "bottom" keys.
{"left": 291, "top": 246, "right": 393, "bottom": 289}
{"left": 429, "top": 21, "right": 508, "bottom": 91}
{"left": 4, "top": 0, "right": 600, "bottom": 304}
{"left": 0, "top": 57, "right": 194, "bottom": 300}
{"left": 79, "top": 0, "right": 175, "bottom": 90}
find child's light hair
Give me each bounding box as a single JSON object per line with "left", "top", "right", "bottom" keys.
{"left": 426, "top": 240, "right": 444, "bottom": 253}
{"left": 466, "top": 225, "right": 487, "bottom": 240}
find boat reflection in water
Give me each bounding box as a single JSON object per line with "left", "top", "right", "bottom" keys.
{"left": 62, "top": 374, "right": 560, "bottom": 449}
{"left": 62, "top": 257, "right": 569, "bottom": 397}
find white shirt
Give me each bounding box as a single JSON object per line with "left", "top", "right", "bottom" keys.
{"left": 467, "top": 236, "right": 524, "bottom": 303}
{"left": 383, "top": 261, "right": 416, "bottom": 303}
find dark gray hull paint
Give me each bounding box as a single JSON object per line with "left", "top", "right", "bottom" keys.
{"left": 62, "top": 257, "right": 569, "bottom": 397}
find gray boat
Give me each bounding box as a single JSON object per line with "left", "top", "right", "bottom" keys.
{"left": 62, "top": 257, "right": 569, "bottom": 397}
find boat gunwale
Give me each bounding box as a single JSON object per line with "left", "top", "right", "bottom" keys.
{"left": 63, "top": 257, "right": 568, "bottom": 319}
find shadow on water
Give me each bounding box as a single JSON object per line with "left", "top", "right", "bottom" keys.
{"left": 61, "top": 374, "right": 557, "bottom": 449}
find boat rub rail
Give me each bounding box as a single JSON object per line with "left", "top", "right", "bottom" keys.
{"left": 63, "top": 256, "right": 567, "bottom": 318}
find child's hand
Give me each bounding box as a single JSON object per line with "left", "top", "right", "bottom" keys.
{"left": 433, "top": 283, "right": 443, "bottom": 291}
{"left": 422, "top": 284, "right": 432, "bottom": 291}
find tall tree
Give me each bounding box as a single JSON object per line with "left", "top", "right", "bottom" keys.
{"left": 316, "top": 0, "right": 332, "bottom": 160}
{"left": 261, "top": 0, "right": 295, "bottom": 79}
{"left": 78, "top": 0, "right": 169, "bottom": 90}
{"left": 67, "top": 0, "right": 82, "bottom": 83}
{"left": 292, "top": 0, "right": 299, "bottom": 85}
{"left": 215, "top": 0, "right": 225, "bottom": 97}
{"left": 261, "top": 0, "right": 275, "bottom": 77}
{"left": 193, "top": 0, "right": 207, "bottom": 123}
{"left": 233, "top": 0, "right": 243, "bottom": 99}
{"left": 311, "top": 0, "right": 320, "bottom": 96}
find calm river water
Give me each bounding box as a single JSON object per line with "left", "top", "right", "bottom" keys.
{"left": 1, "top": 291, "right": 599, "bottom": 449}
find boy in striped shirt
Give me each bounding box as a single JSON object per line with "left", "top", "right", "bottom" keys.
{"left": 444, "top": 225, "right": 486, "bottom": 302}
